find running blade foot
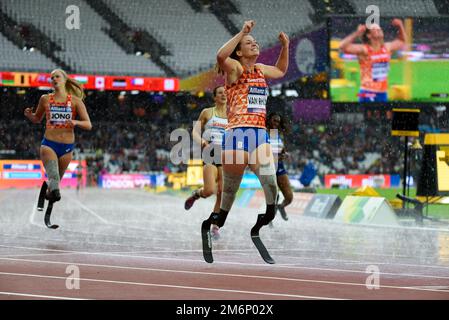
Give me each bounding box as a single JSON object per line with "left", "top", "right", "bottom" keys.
{"left": 201, "top": 220, "right": 213, "bottom": 263}
{"left": 251, "top": 216, "right": 275, "bottom": 264}
{"left": 44, "top": 201, "right": 59, "bottom": 229}
{"left": 37, "top": 181, "right": 48, "bottom": 211}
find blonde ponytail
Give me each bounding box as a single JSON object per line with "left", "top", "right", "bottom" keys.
{"left": 65, "top": 77, "right": 85, "bottom": 100}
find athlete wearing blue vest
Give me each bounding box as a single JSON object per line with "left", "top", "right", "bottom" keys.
{"left": 267, "top": 112, "right": 293, "bottom": 220}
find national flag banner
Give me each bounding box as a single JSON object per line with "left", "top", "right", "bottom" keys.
{"left": 164, "top": 79, "right": 175, "bottom": 91}
{"left": 132, "top": 78, "right": 144, "bottom": 86}
{"left": 95, "top": 77, "right": 105, "bottom": 89}
{"left": 2, "top": 72, "right": 15, "bottom": 86}
{"left": 73, "top": 75, "right": 89, "bottom": 84}
{"left": 112, "top": 79, "right": 127, "bottom": 88}
{"left": 0, "top": 71, "right": 179, "bottom": 92}
{"left": 36, "top": 74, "right": 50, "bottom": 85}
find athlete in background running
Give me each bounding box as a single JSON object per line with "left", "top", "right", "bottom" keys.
{"left": 184, "top": 86, "right": 228, "bottom": 239}
{"left": 267, "top": 112, "right": 293, "bottom": 221}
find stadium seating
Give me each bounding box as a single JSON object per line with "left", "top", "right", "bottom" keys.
{"left": 0, "top": 33, "right": 57, "bottom": 72}
{"left": 103, "top": 0, "right": 233, "bottom": 76}
{"left": 0, "top": 0, "right": 444, "bottom": 76}
{"left": 0, "top": 0, "right": 166, "bottom": 76}
{"left": 229, "top": 0, "right": 315, "bottom": 47}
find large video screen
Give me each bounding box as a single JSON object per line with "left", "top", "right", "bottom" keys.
{"left": 329, "top": 16, "right": 449, "bottom": 103}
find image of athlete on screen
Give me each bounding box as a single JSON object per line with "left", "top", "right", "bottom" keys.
{"left": 339, "top": 19, "right": 407, "bottom": 102}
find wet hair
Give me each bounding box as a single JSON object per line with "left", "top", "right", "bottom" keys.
{"left": 213, "top": 85, "right": 225, "bottom": 97}
{"left": 362, "top": 29, "right": 371, "bottom": 44}
{"left": 266, "top": 112, "right": 290, "bottom": 134}
{"left": 215, "top": 40, "right": 243, "bottom": 75}
{"left": 230, "top": 41, "right": 242, "bottom": 61}
{"left": 52, "top": 69, "right": 85, "bottom": 100}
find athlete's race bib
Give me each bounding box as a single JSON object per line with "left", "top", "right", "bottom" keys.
{"left": 247, "top": 86, "right": 268, "bottom": 113}
{"left": 209, "top": 128, "right": 225, "bottom": 145}
{"left": 270, "top": 141, "right": 283, "bottom": 155}
{"left": 372, "top": 62, "right": 389, "bottom": 81}
{"left": 270, "top": 134, "right": 284, "bottom": 154}
{"left": 49, "top": 106, "right": 72, "bottom": 125}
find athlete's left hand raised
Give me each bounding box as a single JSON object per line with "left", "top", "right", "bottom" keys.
{"left": 279, "top": 32, "right": 289, "bottom": 47}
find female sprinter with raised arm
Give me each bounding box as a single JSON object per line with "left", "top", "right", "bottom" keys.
{"left": 201, "top": 20, "right": 289, "bottom": 263}
{"left": 339, "top": 19, "right": 406, "bottom": 102}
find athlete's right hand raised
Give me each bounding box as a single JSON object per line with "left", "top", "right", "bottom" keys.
{"left": 241, "top": 20, "right": 255, "bottom": 34}
{"left": 356, "top": 24, "right": 367, "bottom": 35}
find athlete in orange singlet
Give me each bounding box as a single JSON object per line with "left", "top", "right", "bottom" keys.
{"left": 201, "top": 20, "right": 289, "bottom": 264}
{"left": 339, "top": 19, "right": 407, "bottom": 102}
{"left": 24, "top": 69, "right": 92, "bottom": 203}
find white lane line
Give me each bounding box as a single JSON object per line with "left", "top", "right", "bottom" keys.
{"left": 0, "top": 291, "right": 88, "bottom": 300}
{"left": 67, "top": 249, "right": 449, "bottom": 271}
{"left": 65, "top": 196, "right": 109, "bottom": 224}
{"left": 1, "top": 257, "right": 448, "bottom": 295}
{"left": 0, "top": 244, "right": 448, "bottom": 280}
{"left": 406, "top": 286, "right": 449, "bottom": 290}
{"left": 0, "top": 272, "right": 344, "bottom": 300}
{"left": 29, "top": 189, "right": 45, "bottom": 228}
{"left": 0, "top": 253, "right": 78, "bottom": 258}
{"left": 2, "top": 224, "right": 448, "bottom": 263}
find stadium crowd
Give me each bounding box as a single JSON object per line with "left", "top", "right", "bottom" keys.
{"left": 1, "top": 88, "right": 447, "bottom": 185}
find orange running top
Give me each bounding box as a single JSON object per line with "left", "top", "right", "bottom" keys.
{"left": 45, "top": 94, "right": 76, "bottom": 129}
{"left": 359, "top": 44, "right": 391, "bottom": 93}
{"left": 225, "top": 65, "right": 269, "bottom": 129}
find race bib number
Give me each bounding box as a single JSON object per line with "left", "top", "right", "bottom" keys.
{"left": 372, "top": 62, "right": 389, "bottom": 81}
{"left": 49, "top": 106, "right": 72, "bottom": 125}
{"left": 247, "top": 86, "right": 268, "bottom": 113}
{"left": 210, "top": 128, "right": 225, "bottom": 145}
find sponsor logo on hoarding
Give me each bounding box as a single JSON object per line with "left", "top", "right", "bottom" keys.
{"left": 100, "top": 175, "right": 152, "bottom": 189}
{"left": 296, "top": 38, "right": 316, "bottom": 74}
{"left": 3, "top": 164, "right": 41, "bottom": 170}
{"left": 329, "top": 176, "right": 352, "bottom": 187}
{"left": 325, "top": 174, "right": 398, "bottom": 188}
{"left": 361, "top": 175, "right": 386, "bottom": 188}
{"left": 288, "top": 193, "right": 315, "bottom": 215}
{"left": 3, "top": 172, "right": 42, "bottom": 179}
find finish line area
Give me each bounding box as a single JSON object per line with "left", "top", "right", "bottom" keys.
{"left": 0, "top": 188, "right": 448, "bottom": 301}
